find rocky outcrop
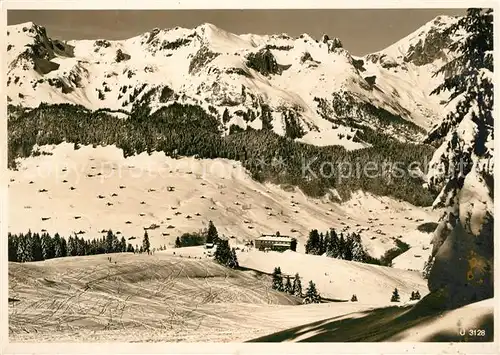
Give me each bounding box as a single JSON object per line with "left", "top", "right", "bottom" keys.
{"left": 246, "top": 48, "right": 288, "bottom": 76}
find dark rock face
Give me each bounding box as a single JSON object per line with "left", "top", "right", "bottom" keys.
{"left": 364, "top": 75, "right": 376, "bottom": 86}
{"left": 16, "top": 24, "right": 74, "bottom": 76}
{"left": 404, "top": 26, "right": 452, "bottom": 66}
{"left": 325, "top": 37, "right": 343, "bottom": 53}
{"left": 115, "top": 49, "right": 131, "bottom": 63}
{"left": 300, "top": 52, "right": 314, "bottom": 64}
{"left": 246, "top": 48, "right": 284, "bottom": 76}
{"left": 188, "top": 46, "right": 220, "bottom": 75}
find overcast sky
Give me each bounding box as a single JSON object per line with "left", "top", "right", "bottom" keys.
{"left": 8, "top": 9, "right": 466, "bottom": 55}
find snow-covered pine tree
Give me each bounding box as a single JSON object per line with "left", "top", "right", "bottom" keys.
{"left": 391, "top": 288, "right": 400, "bottom": 302}
{"left": 350, "top": 233, "right": 366, "bottom": 262}
{"left": 214, "top": 239, "right": 234, "bottom": 267}
{"left": 60, "top": 236, "right": 68, "bottom": 257}
{"left": 424, "top": 8, "right": 494, "bottom": 309}
{"left": 328, "top": 228, "right": 339, "bottom": 258}
{"left": 41, "top": 233, "right": 54, "bottom": 260}
{"left": 339, "top": 233, "right": 347, "bottom": 259}
{"left": 120, "top": 236, "right": 127, "bottom": 252}
{"left": 142, "top": 230, "right": 150, "bottom": 253}
{"left": 284, "top": 275, "right": 293, "bottom": 294}
{"left": 111, "top": 233, "right": 120, "bottom": 253}
{"left": 105, "top": 230, "right": 114, "bottom": 253}
{"left": 272, "top": 266, "right": 284, "bottom": 291}
{"left": 8, "top": 233, "right": 18, "bottom": 262}
{"left": 206, "top": 220, "right": 219, "bottom": 244}
{"left": 305, "top": 229, "right": 320, "bottom": 255}
{"left": 292, "top": 272, "right": 302, "bottom": 296}
{"left": 31, "top": 233, "right": 43, "bottom": 261}
{"left": 304, "top": 280, "right": 321, "bottom": 304}
{"left": 227, "top": 248, "right": 239, "bottom": 268}
{"left": 17, "top": 232, "right": 33, "bottom": 262}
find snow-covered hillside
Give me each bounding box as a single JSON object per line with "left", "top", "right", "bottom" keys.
{"left": 8, "top": 143, "right": 439, "bottom": 263}
{"left": 6, "top": 16, "right": 460, "bottom": 148}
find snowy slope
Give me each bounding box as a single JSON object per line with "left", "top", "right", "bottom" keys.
{"left": 236, "top": 249, "right": 428, "bottom": 305}
{"left": 8, "top": 143, "right": 440, "bottom": 263}
{"left": 6, "top": 16, "right": 462, "bottom": 148}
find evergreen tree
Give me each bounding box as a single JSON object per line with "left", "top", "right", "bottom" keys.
{"left": 292, "top": 272, "right": 302, "bottom": 296}
{"left": 290, "top": 238, "right": 297, "bottom": 252}
{"left": 31, "top": 233, "right": 43, "bottom": 261}
{"left": 142, "top": 231, "right": 150, "bottom": 253}
{"left": 304, "top": 280, "right": 321, "bottom": 304}
{"left": 350, "top": 233, "right": 365, "bottom": 262}
{"left": 60, "top": 236, "right": 68, "bottom": 257}
{"left": 272, "top": 267, "right": 284, "bottom": 291}
{"left": 391, "top": 288, "right": 400, "bottom": 302}
{"left": 111, "top": 233, "right": 120, "bottom": 253}
{"left": 106, "top": 230, "right": 114, "bottom": 253}
{"left": 222, "top": 108, "right": 231, "bottom": 124}
{"left": 206, "top": 220, "right": 219, "bottom": 244}
{"left": 76, "top": 236, "right": 86, "bottom": 256}
{"left": 319, "top": 233, "right": 324, "bottom": 255}
{"left": 67, "top": 236, "right": 77, "bottom": 256}
{"left": 41, "top": 233, "right": 54, "bottom": 260}
{"left": 284, "top": 275, "right": 293, "bottom": 294}
{"left": 214, "top": 239, "right": 231, "bottom": 266}
{"left": 227, "top": 248, "right": 239, "bottom": 268}
{"left": 175, "top": 237, "right": 181, "bottom": 248}
{"left": 126, "top": 243, "right": 134, "bottom": 253}
{"left": 425, "top": 8, "right": 494, "bottom": 309}
{"left": 8, "top": 233, "right": 18, "bottom": 262}
{"left": 305, "top": 229, "right": 320, "bottom": 255}
{"left": 338, "top": 234, "right": 346, "bottom": 259}
{"left": 17, "top": 233, "right": 32, "bottom": 262}
{"left": 351, "top": 294, "right": 358, "bottom": 302}
{"left": 414, "top": 290, "right": 421, "bottom": 300}
{"left": 119, "top": 236, "right": 126, "bottom": 252}
{"left": 52, "top": 233, "right": 63, "bottom": 258}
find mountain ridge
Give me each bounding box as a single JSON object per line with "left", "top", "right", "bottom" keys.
{"left": 7, "top": 15, "right": 461, "bottom": 149}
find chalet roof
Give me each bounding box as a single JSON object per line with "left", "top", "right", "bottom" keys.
{"left": 256, "top": 235, "right": 293, "bottom": 243}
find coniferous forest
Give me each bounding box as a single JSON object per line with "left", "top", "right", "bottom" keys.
{"left": 8, "top": 230, "right": 135, "bottom": 262}
{"left": 304, "top": 228, "right": 410, "bottom": 266}
{"left": 8, "top": 102, "right": 435, "bottom": 206}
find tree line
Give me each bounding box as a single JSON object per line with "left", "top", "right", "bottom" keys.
{"left": 8, "top": 230, "right": 137, "bottom": 262}
{"left": 8, "top": 100, "right": 435, "bottom": 207}
{"left": 304, "top": 227, "right": 410, "bottom": 267}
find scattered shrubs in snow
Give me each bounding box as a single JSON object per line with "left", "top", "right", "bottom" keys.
{"left": 410, "top": 291, "right": 422, "bottom": 300}
{"left": 351, "top": 294, "right": 358, "bottom": 302}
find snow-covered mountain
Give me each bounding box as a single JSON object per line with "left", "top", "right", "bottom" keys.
{"left": 6, "top": 16, "right": 460, "bottom": 148}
